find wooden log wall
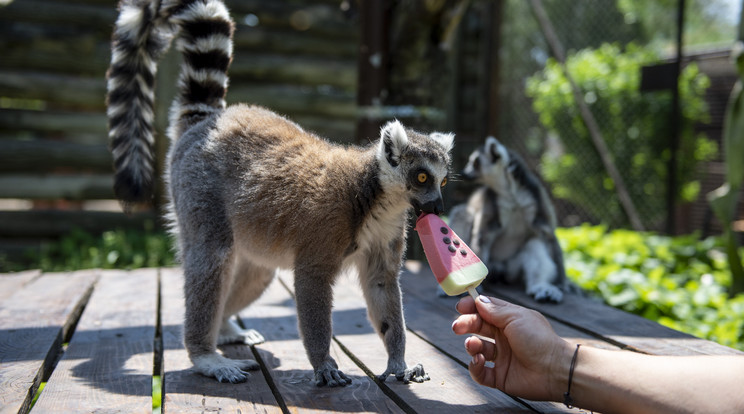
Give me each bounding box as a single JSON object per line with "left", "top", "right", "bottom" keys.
{"left": 0, "top": 0, "right": 359, "bottom": 261}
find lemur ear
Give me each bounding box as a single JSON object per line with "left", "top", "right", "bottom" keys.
{"left": 378, "top": 120, "right": 408, "bottom": 167}
{"left": 429, "top": 132, "right": 455, "bottom": 153}
{"left": 485, "top": 136, "right": 501, "bottom": 161}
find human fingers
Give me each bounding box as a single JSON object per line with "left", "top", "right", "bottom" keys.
{"left": 456, "top": 295, "right": 476, "bottom": 314}
{"left": 465, "top": 336, "right": 498, "bottom": 362}
{"left": 468, "top": 353, "right": 499, "bottom": 389}
{"left": 452, "top": 313, "right": 482, "bottom": 335}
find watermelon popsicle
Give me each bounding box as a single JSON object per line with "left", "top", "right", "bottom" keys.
{"left": 414, "top": 213, "right": 487, "bottom": 299}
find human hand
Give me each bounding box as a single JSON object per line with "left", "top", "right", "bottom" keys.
{"left": 452, "top": 295, "right": 573, "bottom": 401}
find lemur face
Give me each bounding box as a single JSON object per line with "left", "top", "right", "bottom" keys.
{"left": 461, "top": 136, "right": 510, "bottom": 184}
{"left": 405, "top": 158, "right": 449, "bottom": 215}
{"left": 376, "top": 121, "right": 453, "bottom": 216}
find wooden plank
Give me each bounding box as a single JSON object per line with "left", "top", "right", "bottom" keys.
{"left": 0, "top": 270, "right": 98, "bottom": 414}
{"left": 0, "top": 211, "right": 157, "bottom": 239}
{"left": 0, "top": 0, "right": 115, "bottom": 33}
{"left": 0, "top": 270, "right": 40, "bottom": 302}
{"left": 479, "top": 272, "right": 744, "bottom": 356}
{"left": 160, "top": 268, "right": 281, "bottom": 413}
{"left": 400, "top": 262, "right": 621, "bottom": 351}
{"left": 0, "top": 174, "right": 113, "bottom": 200}
{"left": 275, "top": 270, "right": 555, "bottom": 413}
{"left": 0, "top": 44, "right": 110, "bottom": 76}
{"left": 283, "top": 115, "right": 356, "bottom": 144}
{"left": 225, "top": 0, "right": 359, "bottom": 38}
{"left": 239, "top": 271, "right": 404, "bottom": 414}
{"left": 230, "top": 54, "right": 356, "bottom": 90}
{"left": 233, "top": 26, "right": 357, "bottom": 58}
{"left": 0, "top": 140, "right": 111, "bottom": 173}
{"left": 226, "top": 84, "right": 356, "bottom": 119}
{"left": 32, "top": 269, "right": 158, "bottom": 413}
{"left": 0, "top": 70, "right": 106, "bottom": 110}
{"left": 0, "top": 109, "right": 107, "bottom": 135}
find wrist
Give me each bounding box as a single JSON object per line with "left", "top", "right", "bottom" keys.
{"left": 548, "top": 340, "right": 579, "bottom": 403}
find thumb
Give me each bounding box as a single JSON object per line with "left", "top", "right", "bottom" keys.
{"left": 473, "top": 295, "right": 525, "bottom": 330}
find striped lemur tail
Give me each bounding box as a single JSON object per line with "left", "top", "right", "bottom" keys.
{"left": 106, "top": 0, "right": 234, "bottom": 209}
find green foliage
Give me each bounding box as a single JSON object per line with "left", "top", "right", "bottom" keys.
{"left": 29, "top": 382, "right": 46, "bottom": 410}
{"left": 526, "top": 43, "right": 716, "bottom": 228}
{"left": 31, "top": 226, "right": 175, "bottom": 272}
{"left": 558, "top": 224, "right": 744, "bottom": 351}
{"left": 617, "top": 0, "right": 739, "bottom": 50}
{"left": 707, "top": 42, "right": 744, "bottom": 296}
{"left": 153, "top": 375, "right": 162, "bottom": 412}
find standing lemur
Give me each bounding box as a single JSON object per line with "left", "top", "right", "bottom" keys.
{"left": 107, "top": 0, "right": 454, "bottom": 386}
{"left": 448, "top": 137, "right": 567, "bottom": 302}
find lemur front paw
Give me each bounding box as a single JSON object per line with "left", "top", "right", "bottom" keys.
{"left": 378, "top": 363, "right": 430, "bottom": 384}
{"left": 527, "top": 282, "right": 563, "bottom": 303}
{"left": 192, "top": 353, "right": 260, "bottom": 383}
{"left": 314, "top": 364, "right": 352, "bottom": 387}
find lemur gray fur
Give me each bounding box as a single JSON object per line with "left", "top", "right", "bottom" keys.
{"left": 107, "top": 0, "right": 454, "bottom": 386}
{"left": 448, "top": 137, "right": 567, "bottom": 302}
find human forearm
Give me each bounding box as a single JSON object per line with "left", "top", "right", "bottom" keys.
{"left": 554, "top": 344, "right": 744, "bottom": 414}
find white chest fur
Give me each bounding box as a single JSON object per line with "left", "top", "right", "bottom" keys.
{"left": 355, "top": 191, "right": 409, "bottom": 253}
{"left": 490, "top": 180, "right": 538, "bottom": 261}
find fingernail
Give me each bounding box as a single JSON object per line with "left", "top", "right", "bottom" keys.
{"left": 479, "top": 295, "right": 491, "bottom": 304}
{"left": 451, "top": 320, "right": 458, "bottom": 331}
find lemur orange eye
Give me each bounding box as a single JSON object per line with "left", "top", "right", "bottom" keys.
{"left": 417, "top": 172, "right": 428, "bottom": 183}
{"left": 441, "top": 177, "right": 448, "bottom": 188}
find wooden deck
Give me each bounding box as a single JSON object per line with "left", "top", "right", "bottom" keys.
{"left": 1, "top": 262, "right": 741, "bottom": 414}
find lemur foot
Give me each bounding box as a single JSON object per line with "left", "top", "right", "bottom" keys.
{"left": 314, "top": 361, "right": 351, "bottom": 387}
{"left": 218, "top": 319, "right": 265, "bottom": 346}
{"left": 192, "top": 353, "right": 260, "bottom": 383}
{"left": 527, "top": 283, "right": 563, "bottom": 303}
{"left": 378, "top": 363, "right": 430, "bottom": 384}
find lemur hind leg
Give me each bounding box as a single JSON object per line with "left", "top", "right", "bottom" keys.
{"left": 217, "top": 260, "right": 275, "bottom": 346}
{"left": 181, "top": 231, "right": 259, "bottom": 383}
{"left": 516, "top": 238, "right": 563, "bottom": 303}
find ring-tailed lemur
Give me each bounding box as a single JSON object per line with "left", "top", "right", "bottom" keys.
{"left": 107, "top": 0, "right": 454, "bottom": 386}
{"left": 448, "top": 137, "right": 567, "bottom": 302}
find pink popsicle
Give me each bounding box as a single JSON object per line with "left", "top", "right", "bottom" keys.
{"left": 414, "top": 214, "right": 487, "bottom": 298}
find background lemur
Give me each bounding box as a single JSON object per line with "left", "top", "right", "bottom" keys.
{"left": 448, "top": 137, "right": 567, "bottom": 302}
{"left": 107, "top": 0, "right": 454, "bottom": 386}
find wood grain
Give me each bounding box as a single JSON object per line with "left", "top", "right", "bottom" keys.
{"left": 1, "top": 264, "right": 736, "bottom": 413}
{"left": 400, "top": 261, "right": 743, "bottom": 356}
{"left": 0, "top": 270, "right": 97, "bottom": 414}
{"left": 240, "top": 271, "right": 405, "bottom": 414}
{"left": 32, "top": 269, "right": 158, "bottom": 413}
{"left": 0, "top": 270, "right": 40, "bottom": 302}
{"left": 399, "top": 262, "right": 622, "bottom": 352}
{"left": 484, "top": 279, "right": 744, "bottom": 356}
{"left": 276, "top": 269, "right": 560, "bottom": 413}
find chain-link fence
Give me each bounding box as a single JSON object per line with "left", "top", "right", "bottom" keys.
{"left": 478, "top": 0, "right": 741, "bottom": 233}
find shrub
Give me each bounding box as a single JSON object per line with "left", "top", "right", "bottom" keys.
{"left": 558, "top": 224, "right": 744, "bottom": 351}
{"left": 527, "top": 43, "right": 716, "bottom": 228}
{"left": 33, "top": 226, "right": 176, "bottom": 272}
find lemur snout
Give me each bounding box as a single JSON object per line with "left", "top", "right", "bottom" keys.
{"left": 418, "top": 199, "right": 444, "bottom": 215}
